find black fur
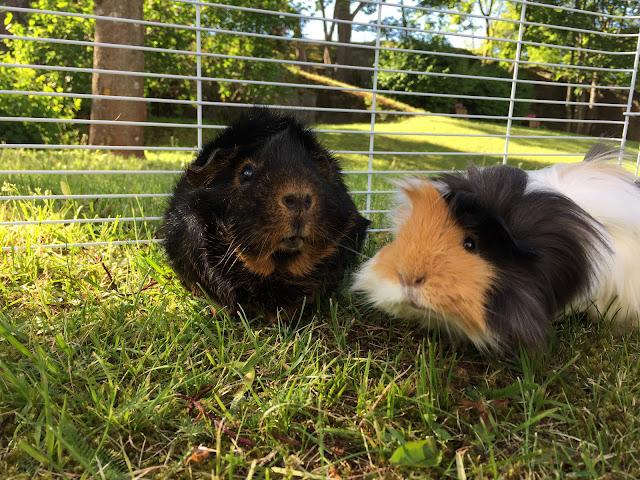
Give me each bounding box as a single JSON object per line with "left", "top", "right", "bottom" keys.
{"left": 438, "top": 164, "right": 608, "bottom": 349}
{"left": 162, "top": 108, "right": 369, "bottom": 319}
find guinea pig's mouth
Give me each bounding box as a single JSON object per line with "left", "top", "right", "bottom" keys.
{"left": 406, "top": 299, "right": 424, "bottom": 311}
{"left": 281, "top": 235, "right": 304, "bottom": 251}
{"left": 404, "top": 289, "right": 425, "bottom": 311}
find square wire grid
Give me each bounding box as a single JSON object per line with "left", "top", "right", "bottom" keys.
{"left": 0, "top": 0, "right": 639, "bottom": 249}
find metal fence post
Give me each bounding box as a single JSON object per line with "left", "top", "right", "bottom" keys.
{"left": 503, "top": 0, "right": 527, "bottom": 165}
{"left": 196, "top": 0, "right": 203, "bottom": 152}
{"left": 366, "top": 1, "right": 384, "bottom": 219}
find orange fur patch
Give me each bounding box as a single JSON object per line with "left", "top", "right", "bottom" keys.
{"left": 237, "top": 250, "right": 276, "bottom": 276}
{"left": 285, "top": 243, "right": 337, "bottom": 277}
{"left": 373, "top": 180, "right": 495, "bottom": 338}
{"left": 237, "top": 241, "right": 337, "bottom": 278}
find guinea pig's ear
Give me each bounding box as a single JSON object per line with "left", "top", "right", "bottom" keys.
{"left": 449, "top": 191, "right": 535, "bottom": 259}
{"left": 312, "top": 150, "right": 338, "bottom": 181}
{"left": 185, "top": 148, "right": 226, "bottom": 188}
{"left": 485, "top": 214, "right": 536, "bottom": 260}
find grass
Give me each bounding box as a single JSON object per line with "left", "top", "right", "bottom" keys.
{"left": 1, "top": 115, "right": 640, "bottom": 478}
{"left": 3, "top": 114, "right": 635, "bottom": 232}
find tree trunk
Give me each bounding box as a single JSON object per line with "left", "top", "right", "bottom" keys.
{"left": 400, "top": 0, "right": 409, "bottom": 44}
{"left": 334, "top": 0, "right": 351, "bottom": 83}
{"left": 482, "top": 18, "right": 491, "bottom": 59}
{"left": 318, "top": 0, "right": 334, "bottom": 67}
{"left": 89, "top": 0, "right": 146, "bottom": 158}
{"left": 573, "top": 30, "right": 587, "bottom": 135}
{"left": 323, "top": 47, "right": 333, "bottom": 67}
{"left": 564, "top": 35, "right": 576, "bottom": 133}
{"left": 293, "top": 19, "right": 310, "bottom": 72}
{"left": 586, "top": 71, "right": 599, "bottom": 136}
{"left": 333, "top": 0, "right": 364, "bottom": 83}
{"left": 478, "top": 0, "right": 496, "bottom": 60}
{"left": 575, "top": 89, "right": 588, "bottom": 135}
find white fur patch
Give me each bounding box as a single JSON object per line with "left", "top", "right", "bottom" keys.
{"left": 527, "top": 158, "right": 640, "bottom": 328}
{"left": 351, "top": 258, "right": 405, "bottom": 307}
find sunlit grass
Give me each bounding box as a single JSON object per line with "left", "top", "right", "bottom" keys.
{"left": 4, "top": 114, "right": 635, "bottom": 242}
{"left": 317, "top": 114, "right": 636, "bottom": 173}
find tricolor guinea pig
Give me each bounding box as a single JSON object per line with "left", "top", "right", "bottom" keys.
{"left": 163, "top": 108, "right": 369, "bottom": 319}
{"left": 352, "top": 144, "right": 640, "bottom": 351}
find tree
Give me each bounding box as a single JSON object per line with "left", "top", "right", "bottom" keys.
{"left": 377, "top": 37, "right": 533, "bottom": 117}
{"left": 0, "top": 0, "right": 29, "bottom": 50}
{"left": 89, "top": 0, "right": 146, "bottom": 157}
{"left": 453, "top": 0, "right": 508, "bottom": 59}
{"left": 143, "top": 1, "right": 299, "bottom": 114}
{"left": 333, "top": 0, "right": 370, "bottom": 82}
{"left": 414, "top": 0, "right": 511, "bottom": 59}
{"left": 314, "top": 0, "right": 375, "bottom": 82}
{"left": 316, "top": 0, "right": 337, "bottom": 66}
{"left": 293, "top": 17, "right": 311, "bottom": 72}
{"left": 502, "top": 0, "right": 640, "bottom": 133}
{"left": 0, "top": 0, "right": 301, "bottom": 144}
{"left": 0, "top": 0, "right": 91, "bottom": 144}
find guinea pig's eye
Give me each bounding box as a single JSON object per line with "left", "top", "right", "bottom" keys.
{"left": 462, "top": 236, "right": 476, "bottom": 253}
{"left": 239, "top": 164, "right": 255, "bottom": 185}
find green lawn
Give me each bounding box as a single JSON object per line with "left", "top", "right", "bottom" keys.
{"left": 3, "top": 115, "right": 635, "bottom": 236}
{"left": 1, "top": 116, "right": 639, "bottom": 478}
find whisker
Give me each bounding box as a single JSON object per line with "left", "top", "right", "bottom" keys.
{"left": 214, "top": 236, "right": 239, "bottom": 270}
{"left": 337, "top": 243, "right": 371, "bottom": 259}
{"left": 222, "top": 238, "right": 245, "bottom": 270}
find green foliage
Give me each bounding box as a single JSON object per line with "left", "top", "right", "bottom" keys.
{"left": 485, "top": 1, "right": 639, "bottom": 86}
{"left": 1, "top": 0, "right": 300, "bottom": 142}
{"left": 522, "top": 0, "right": 640, "bottom": 78}
{"left": 0, "top": 1, "right": 93, "bottom": 144}
{"left": 488, "top": 0, "right": 640, "bottom": 132}
{"left": 389, "top": 437, "right": 442, "bottom": 467}
{"left": 377, "top": 37, "right": 533, "bottom": 118}
{"left": 0, "top": 62, "right": 83, "bottom": 144}
{"left": 143, "top": 0, "right": 300, "bottom": 116}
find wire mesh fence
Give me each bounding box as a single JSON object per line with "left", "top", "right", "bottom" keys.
{"left": 1, "top": 0, "right": 639, "bottom": 251}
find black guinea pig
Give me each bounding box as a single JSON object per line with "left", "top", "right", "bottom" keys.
{"left": 162, "top": 108, "right": 370, "bottom": 320}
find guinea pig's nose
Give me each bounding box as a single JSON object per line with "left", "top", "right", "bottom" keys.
{"left": 282, "top": 193, "right": 313, "bottom": 211}
{"left": 399, "top": 273, "right": 425, "bottom": 287}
